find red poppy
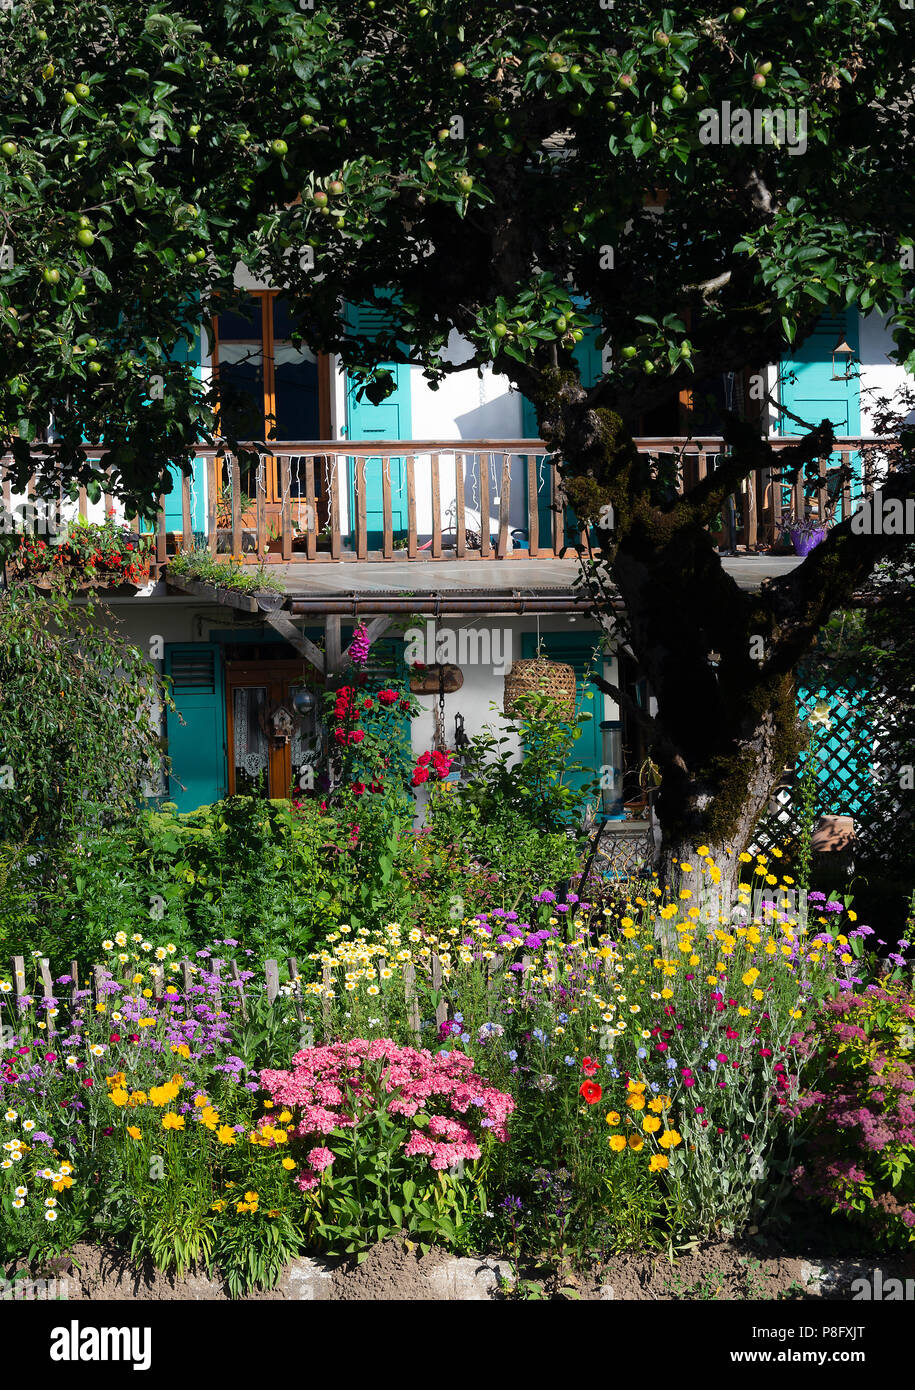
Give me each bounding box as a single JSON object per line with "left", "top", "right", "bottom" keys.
{"left": 579, "top": 1080, "right": 602, "bottom": 1105}
{"left": 582, "top": 1056, "right": 600, "bottom": 1076}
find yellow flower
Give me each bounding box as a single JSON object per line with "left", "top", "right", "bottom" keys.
{"left": 282, "top": 1157, "right": 296, "bottom": 1170}
{"left": 244, "top": 1191, "right": 258, "bottom": 1202}
{"left": 648, "top": 1098, "right": 665, "bottom": 1113}
{"left": 216, "top": 1125, "right": 236, "bottom": 1146}
{"left": 629, "top": 1134, "right": 644, "bottom": 1151}
{"left": 609, "top": 1135, "right": 627, "bottom": 1152}
{"left": 742, "top": 968, "right": 760, "bottom": 986}
{"left": 658, "top": 1129, "right": 682, "bottom": 1150}
{"left": 642, "top": 1116, "right": 661, "bottom": 1134}
{"left": 649, "top": 1154, "right": 669, "bottom": 1172}
{"left": 109, "top": 1088, "right": 129, "bottom": 1107}
{"left": 605, "top": 1111, "right": 621, "bottom": 1126}
{"left": 127, "top": 1126, "right": 142, "bottom": 1140}
{"left": 52, "top": 1175, "right": 74, "bottom": 1191}
{"left": 211, "top": 1200, "right": 226, "bottom": 1212}
{"left": 278, "top": 1111, "right": 292, "bottom": 1124}
{"left": 161, "top": 1113, "right": 185, "bottom": 1131}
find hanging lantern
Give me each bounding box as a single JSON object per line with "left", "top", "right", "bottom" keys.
{"left": 293, "top": 687, "right": 317, "bottom": 715}
{"left": 503, "top": 656, "right": 576, "bottom": 719}
{"left": 831, "top": 336, "right": 858, "bottom": 381}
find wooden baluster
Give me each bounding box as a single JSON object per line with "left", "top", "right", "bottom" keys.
{"left": 328, "top": 457, "right": 342, "bottom": 560}
{"left": 12, "top": 954, "right": 25, "bottom": 1003}
{"left": 479, "top": 452, "right": 491, "bottom": 557}
{"left": 206, "top": 455, "right": 218, "bottom": 558}
{"left": 305, "top": 455, "right": 318, "bottom": 560}
{"left": 551, "top": 457, "right": 563, "bottom": 555}
{"left": 156, "top": 494, "right": 167, "bottom": 566}
{"left": 842, "top": 450, "right": 852, "bottom": 524}
{"left": 745, "top": 472, "right": 758, "bottom": 551}
{"left": 527, "top": 454, "right": 540, "bottom": 557}
{"left": 70, "top": 959, "right": 79, "bottom": 1010}
{"left": 497, "top": 452, "right": 511, "bottom": 556}
{"left": 181, "top": 468, "right": 193, "bottom": 551}
{"left": 256, "top": 457, "right": 267, "bottom": 560}
{"left": 430, "top": 452, "right": 442, "bottom": 557}
{"left": 230, "top": 453, "right": 243, "bottom": 559}
{"left": 406, "top": 455, "right": 418, "bottom": 558}
{"left": 280, "top": 455, "right": 292, "bottom": 561}
{"left": 817, "top": 455, "right": 828, "bottom": 523}
{"left": 210, "top": 958, "right": 223, "bottom": 1011}
{"left": 455, "top": 454, "right": 466, "bottom": 557}
{"left": 381, "top": 457, "right": 394, "bottom": 558}
{"left": 265, "top": 959, "right": 279, "bottom": 1005}
{"left": 355, "top": 456, "right": 367, "bottom": 559}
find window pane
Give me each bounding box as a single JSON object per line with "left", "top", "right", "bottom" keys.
{"left": 271, "top": 297, "right": 320, "bottom": 441}
{"left": 217, "top": 299, "right": 265, "bottom": 441}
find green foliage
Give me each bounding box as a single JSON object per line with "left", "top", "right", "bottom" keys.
{"left": 790, "top": 981, "right": 915, "bottom": 1249}
{"left": 0, "top": 585, "right": 165, "bottom": 848}
{"left": 3, "top": 2, "right": 915, "bottom": 505}
{"left": 166, "top": 546, "right": 284, "bottom": 594}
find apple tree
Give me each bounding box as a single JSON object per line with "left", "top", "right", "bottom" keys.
{"left": 3, "top": 0, "right": 915, "bottom": 873}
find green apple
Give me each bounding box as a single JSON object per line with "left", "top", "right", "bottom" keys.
{"left": 731, "top": 6, "right": 747, "bottom": 19}
{"left": 42, "top": 267, "right": 60, "bottom": 284}
{"left": 671, "top": 83, "right": 687, "bottom": 101}
{"left": 86, "top": 337, "right": 98, "bottom": 348}
{"left": 455, "top": 172, "right": 473, "bottom": 193}
{"left": 88, "top": 361, "right": 102, "bottom": 373}
{"left": 618, "top": 73, "right": 634, "bottom": 88}
{"left": 76, "top": 228, "right": 95, "bottom": 247}
{"left": 0, "top": 141, "right": 17, "bottom": 157}
{"left": 544, "top": 52, "right": 565, "bottom": 71}
{"left": 452, "top": 62, "right": 467, "bottom": 78}
{"left": 74, "top": 83, "right": 90, "bottom": 98}
{"left": 299, "top": 113, "right": 314, "bottom": 127}
{"left": 234, "top": 64, "right": 250, "bottom": 78}
{"left": 643, "top": 359, "right": 656, "bottom": 373}
{"left": 437, "top": 128, "right": 450, "bottom": 141}
{"left": 757, "top": 61, "right": 773, "bottom": 75}
{"left": 313, "top": 190, "right": 328, "bottom": 205}
{"left": 36, "top": 29, "right": 48, "bottom": 40}
{"left": 620, "top": 345, "right": 637, "bottom": 359}
{"left": 554, "top": 315, "right": 568, "bottom": 333}
{"left": 270, "top": 139, "right": 288, "bottom": 157}
{"left": 63, "top": 91, "right": 78, "bottom": 106}
{"left": 654, "top": 30, "right": 670, "bottom": 46}
{"left": 335, "top": 116, "right": 348, "bottom": 128}
{"left": 328, "top": 179, "right": 345, "bottom": 195}
{"left": 751, "top": 74, "right": 766, "bottom": 89}
{"left": 493, "top": 322, "right": 508, "bottom": 338}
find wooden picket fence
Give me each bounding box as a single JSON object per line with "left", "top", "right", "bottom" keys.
{"left": 5, "top": 946, "right": 594, "bottom": 1046}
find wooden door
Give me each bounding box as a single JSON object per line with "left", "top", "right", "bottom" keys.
{"left": 225, "top": 660, "right": 322, "bottom": 799}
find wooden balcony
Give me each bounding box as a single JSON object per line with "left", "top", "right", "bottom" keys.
{"left": 1, "top": 435, "right": 895, "bottom": 579}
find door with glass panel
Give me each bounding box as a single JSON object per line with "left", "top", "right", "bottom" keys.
{"left": 225, "top": 662, "right": 322, "bottom": 799}
{"left": 213, "top": 292, "right": 332, "bottom": 536}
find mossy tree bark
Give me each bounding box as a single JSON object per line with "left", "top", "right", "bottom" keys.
{"left": 510, "top": 371, "right": 915, "bottom": 883}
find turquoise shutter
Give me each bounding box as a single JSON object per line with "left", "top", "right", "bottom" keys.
{"left": 778, "top": 307, "right": 861, "bottom": 502}
{"left": 162, "top": 331, "right": 206, "bottom": 538}
{"left": 344, "top": 301, "right": 412, "bottom": 547}
{"left": 521, "top": 631, "right": 603, "bottom": 801}
{"left": 164, "top": 643, "right": 227, "bottom": 810}
{"left": 521, "top": 311, "right": 604, "bottom": 546}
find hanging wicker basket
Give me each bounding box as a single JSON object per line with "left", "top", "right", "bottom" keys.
{"left": 503, "top": 657, "right": 577, "bottom": 719}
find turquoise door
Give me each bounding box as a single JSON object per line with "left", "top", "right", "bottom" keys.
{"left": 778, "top": 307, "right": 861, "bottom": 503}
{"left": 345, "top": 301, "right": 411, "bottom": 548}
{"left": 521, "top": 312, "right": 604, "bottom": 546}
{"left": 164, "top": 643, "right": 227, "bottom": 810}
{"left": 521, "top": 631, "right": 603, "bottom": 802}
{"left": 145, "top": 329, "right": 206, "bottom": 538}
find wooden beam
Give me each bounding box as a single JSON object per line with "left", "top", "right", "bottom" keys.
{"left": 325, "top": 615, "right": 342, "bottom": 675}
{"left": 262, "top": 613, "right": 325, "bottom": 674}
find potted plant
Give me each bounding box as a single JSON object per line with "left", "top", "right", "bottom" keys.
{"left": 8, "top": 511, "right": 153, "bottom": 591}
{"left": 782, "top": 512, "right": 829, "bottom": 557}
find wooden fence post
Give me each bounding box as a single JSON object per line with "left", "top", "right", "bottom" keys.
{"left": 403, "top": 963, "right": 421, "bottom": 1044}
{"left": 286, "top": 957, "right": 305, "bottom": 1025}
{"left": 69, "top": 960, "right": 79, "bottom": 1011}
{"left": 229, "top": 959, "right": 249, "bottom": 1022}
{"left": 37, "top": 958, "right": 56, "bottom": 1037}
{"left": 321, "top": 963, "right": 332, "bottom": 1036}
{"left": 12, "top": 954, "right": 25, "bottom": 1003}
{"left": 265, "top": 959, "right": 279, "bottom": 1006}
{"left": 430, "top": 952, "right": 448, "bottom": 1030}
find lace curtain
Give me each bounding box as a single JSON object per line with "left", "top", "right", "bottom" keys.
{"left": 233, "top": 687, "right": 269, "bottom": 782}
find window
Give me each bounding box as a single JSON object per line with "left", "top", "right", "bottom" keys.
{"left": 213, "top": 291, "right": 332, "bottom": 507}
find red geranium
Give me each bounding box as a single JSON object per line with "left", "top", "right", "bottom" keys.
{"left": 377, "top": 689, "right": 399, "bottom": 705}
{"left": 579, "top": 1080, "right": 602, "bottom": 1105}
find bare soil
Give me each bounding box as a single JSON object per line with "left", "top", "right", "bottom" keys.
{"left": 9, "top": 1234, "right": 915, "bottom": 1301}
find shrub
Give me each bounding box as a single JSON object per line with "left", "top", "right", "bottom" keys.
{"left": 788, "top": 977, "right": 915, "bottom": 1247}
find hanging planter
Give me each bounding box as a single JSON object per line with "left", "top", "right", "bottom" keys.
{"left": 782, "top": 514, "right": 829, "bottom": 557}
{"left": 7, "top": 514, "right": 153, "bottom": 591}
{"left": 503, "top": 656, "right": 576, "bottom": 719}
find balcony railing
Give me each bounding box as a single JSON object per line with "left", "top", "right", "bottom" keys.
{"left": 1, "top": 435, "right": 896, "bottom": 575}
